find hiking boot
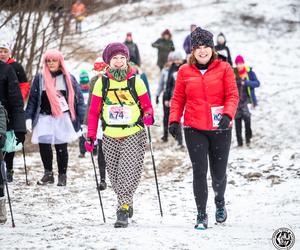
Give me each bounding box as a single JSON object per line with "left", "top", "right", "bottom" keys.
{"left": 0, "top": 197, "right": 7, "bottom": 224}
{"left": 114, "top": 204, "right": 129, "bottom": 228}
{"left": 161, "top": 135, "right": 168, "bottom": 142}
{"left": 6, "top": 169, "right": 13, "bottom": 183}
{"left": 57, "top": 174, "right": 67, "bottom": 186}
{"left": 78, "top": 153, "right": 85, "bottom": 158}
{"left": 194, "top": 211, "right": 208, "bottom": 230}
{"left": 215, "top": 200, "right": 227, "bottom": 223}
{"left": 97, "top": 180, "right": 107, "bottom": 191}
{"left": 37, "top": 171, "right": 54, "bottom": 185}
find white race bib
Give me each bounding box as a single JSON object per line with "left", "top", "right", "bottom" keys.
{"left": 57, "top": 93, "right": 69, "bottom": 112}
{"left": 211, "top": 106, "right": 224, "bottom": 128}
{"left": 107, "top": 105, "right": 132, "bottom": 125}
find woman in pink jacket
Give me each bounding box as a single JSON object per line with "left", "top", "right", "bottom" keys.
{"left": 85, "top": 43, "right": 154, "bottom": 228}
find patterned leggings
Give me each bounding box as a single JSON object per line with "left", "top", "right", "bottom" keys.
{"left": 103, "top": 130, "right": 147, "bottom": 209}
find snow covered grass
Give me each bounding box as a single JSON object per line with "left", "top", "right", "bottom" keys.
{"left": 1, "top": 0, "right": 300, "bottom": 249}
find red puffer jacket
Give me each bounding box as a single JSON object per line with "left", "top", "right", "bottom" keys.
{"left": 169, "top": 59, "right": 239, "bottom": 131}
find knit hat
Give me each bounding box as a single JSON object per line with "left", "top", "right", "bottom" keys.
{"left": 79, "top": 69, "right": 89, "bottom": 84}
{"left": 102, "top": 42, "right": 129, "bottom": 64}
{"left": 126, "top": 32, "right": 132, "bottom": 38}
{"left": 172, "top": 51, "right": 183, "bottom": 61}
{"left": 93, "top": 57, "right": 107, "bottom": 72}
{"left": 162, "top": 29, "right": 171, "bottom": 37}
{"left": 235, "top": 55, "right": 245, "bottom": 64}
{"left": 191, "top": 27, "right": 214, "bottom": 49}
{"left": 0, "top": 42, "right": 11, "bottom": 52}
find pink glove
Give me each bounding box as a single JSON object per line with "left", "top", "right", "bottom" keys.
{"left": 85, "top": 139, "right": 95, "bottom": 153}
{"left": 143, "top": 114, "right": 154, "bottom": 126}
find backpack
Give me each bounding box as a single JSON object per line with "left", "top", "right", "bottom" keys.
{"left": 101, "top": 74, "right": 144, "bottom": 131}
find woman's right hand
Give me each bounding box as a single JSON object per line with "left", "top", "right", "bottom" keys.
{"left": 84, "top": 138, "right": 95, "bottom": 153}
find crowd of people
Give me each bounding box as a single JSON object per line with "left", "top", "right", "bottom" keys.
{"left": 0, "top": 23, "right": 260, "bottom": 229}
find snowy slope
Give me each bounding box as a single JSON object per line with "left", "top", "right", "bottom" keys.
{"left": 1, "top": 0, "right": 300, "bottom": 249}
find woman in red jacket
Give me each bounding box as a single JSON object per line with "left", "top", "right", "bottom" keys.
{"left": 169, "top": 27, "right": 238, "bottom": 229}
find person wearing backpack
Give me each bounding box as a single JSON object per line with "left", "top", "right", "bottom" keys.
{"left": 234, "top": 55, "right": 260, "bottom": 146}
{"left": 0, "top": 42, "right": 29, "bottom": 182}
{"left": 82, "top": 58, "right": 108, "bottom": 190}
{"left": 25, "top": 49, "right": 85, "bottom": 186}
{"left": 85, "top": 43, "right": 154, "bottom": 228}
{"left": 0, "top": 101, "right": 7, "bottom": 224}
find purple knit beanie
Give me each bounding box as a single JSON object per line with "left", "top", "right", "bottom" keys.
{"left": 191, "top": 27, "right": 214, "bottom": 49}
{"left": 102, "top": 42, "right": 130, "bottom": 64}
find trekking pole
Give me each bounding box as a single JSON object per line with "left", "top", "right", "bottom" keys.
{"left": 22, "top": 146, "right": 29, "bottom": 185}
{"left": 146, "top": 126, "right": 163, "bottom": 217}
{"left": 0, "top": 151, "right": 15, "bottom": 227}
{"left": 91, "top": 152, "right": 106, "bottom": 223}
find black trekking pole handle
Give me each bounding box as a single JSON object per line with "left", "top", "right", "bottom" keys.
{"left": 22, "top": 146, "right": 29, "bottom": 185}
{"left": 0, "top": 152, "right": 15, "bottom": 227}
{"left": 91, "top": 152, "right": 106, "bottom": 223}
{"left": 146, "top": 126, "right": 163, "bottom": 217}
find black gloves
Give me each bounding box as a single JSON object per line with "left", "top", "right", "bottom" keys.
{"left": 156, "top": 96, "right": 159, "bottom": 105}
{"left": 15, "top": 132, "right": 26, "bottom": 145}
{"left": 218, "top": 114, "right": 231, "bottom": 130}
{"left": 0, "top": 134, "right": 6, "bottom": 148}
{"left": 169, "top": 122, "right": 179, "bottom": 138}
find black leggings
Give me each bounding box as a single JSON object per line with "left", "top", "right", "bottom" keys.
{"left": 4, "top": 152, "right": 15, "bottom": 172}
{"left": 39, "top": 143, "right": 68, "bottom": 174}
{"left": 97, "top": 140, "right": 106, "bottom": 181}
{"left": 235, "top": 115, "right": 252, "bottom": 145}
{"left": 184, "top": 128, "right": 232, "bottom": 213}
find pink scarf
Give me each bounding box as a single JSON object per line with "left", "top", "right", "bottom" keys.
{"left": 42, "top": 49, "right": 76, "bottom": 120}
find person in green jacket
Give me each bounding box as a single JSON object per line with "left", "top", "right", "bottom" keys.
{"left": 152, "top": 29, "right": 175, "bottom": 70}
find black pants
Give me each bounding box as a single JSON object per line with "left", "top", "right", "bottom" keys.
{"left": 184, "top": 128, "right": 232, "bottom": 213}
{"left": 162, "top": 95, "right": 170, "bottom": 139}
{"left": 97, "top": 140, "right": 106, "bottom": 180}
{"left": 4, "top": 152, "right": 14, "bottom": 172}
{"left": 39, "top": 143, "right": 68, "bottom": 174}
{"left": 235, "top": 114, "right": 251, "bottom": 146}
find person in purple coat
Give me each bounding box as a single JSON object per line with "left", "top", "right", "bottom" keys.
{"left": 183, "top": 24, "right": 197, "bottom": 56}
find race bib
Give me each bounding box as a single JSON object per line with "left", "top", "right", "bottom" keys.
{"left": 211, "top": 106, "right": 224, "bottom": 128}
{"left": 107, "top": 105, "right": 132, "bottom": 125}
{"left": 57, "top": 93, "right": 69, "bottom": 112}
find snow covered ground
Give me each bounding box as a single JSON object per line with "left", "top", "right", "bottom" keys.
{"left": 1, "top": 0, "right": 300, "bottom": 249}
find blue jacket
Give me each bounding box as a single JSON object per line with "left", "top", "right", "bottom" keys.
{"left": 245, "top": 69, "right": 260, "bottom": 106}
{"left": 25, "top": 73, "right": 85, "bottom": 132}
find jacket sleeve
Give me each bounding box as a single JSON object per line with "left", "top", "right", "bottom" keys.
{"left": 156, "top": 69, "right": 167, "bottom": 97}
{"left": 135, "top": 44, "right": 141, "bottom": 66}
{"left": 83, "top": 76, "right": 98, "bottom": 125}
{"left": 7, "top": 65, "right": 26, "bottom": 133}
{"left": 223, "top": 64, "right": 239, "bottom": 119}
{"left": 25, "top": 74, "right": 40, "bottom": 120}
{"left": 152, "top": 39, "right": 162, "bottom": 49}
{"left": 164, "top": 66, "right": 175, "bottom": 101}
{"left": 183, "top": 36, "right": 190, "bottom": 54}
{"left": 246, "top": 70, "right": 260, "bottom": 88}
{"left": 0, "top": 102, "right": 7, "bottom": 136}
{"left": 169, "top": 67, "right": 186, "bottom": 124}
{"left": 71, "top": 75, "right": 85, "bottom": 124}
{"left": 87, "top": 78, "right": 103, "bottom": 140}
{"left": 226, "top": 47, "right": 233, "bottom": 66}
{"left": 14, "top": 62, "right": 30, "bottom": 101}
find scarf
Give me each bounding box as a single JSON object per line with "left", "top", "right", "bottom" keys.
{"left": 108, "top": 67, "right": 129, "bottom": 82}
